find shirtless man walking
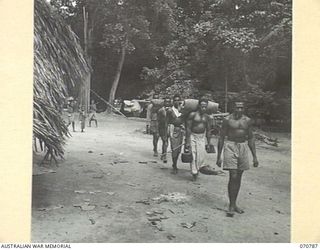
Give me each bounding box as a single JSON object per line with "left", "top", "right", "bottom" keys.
{"left": 216, "top": 102, "right": 259, "bottom": 217}
{"left": 166, "top": 94, "right": 184, "bottom": 174}
{"left": 185, "top": 97, "right": 213, "bottom": 180}
{"left": 157, "top": 97, "right": 173, "bottom": 163}
{"left": 147, "top": 93, "right": 161, "bottom": 157}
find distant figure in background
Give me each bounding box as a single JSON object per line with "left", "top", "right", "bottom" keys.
{"left": 157, "top": 97, "right": 172, "bottom": 163}
{"left": 185, "top": 97, "right": 213, "bottom": 181}
{"left": 216, "top": 101, "right": 259, "bottom": 217}
{"left": 146, "top": 93, "right": 161, "bottom": 157}
{"left": 89, "top": 99, "right": 98, "bottom": 127}
{"left": 79, "top": 106, "right": 86, "bottom": 133}
{"left": 166, "top": 94, "right": 184, "bottom": 174}
{"left": 67, "top": 99, "right": 77, "bottom": 132}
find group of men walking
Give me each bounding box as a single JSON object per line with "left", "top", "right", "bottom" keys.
{"left": 147, "top": 94, "right": 259, "bottom": 217}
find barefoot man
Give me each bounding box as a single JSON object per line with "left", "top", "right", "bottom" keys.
{"left": 157, "top": 97, "right": 172, "bottom": 163}
{"left": 147, "top": 93, "right": 161, "bottom": 157}
{"left": 185, "top": 97, "right": 213, "bottom": 181}
{"left": 216, "top": 101, "right": 259, "bottom": 217}
{"left": 166, "top": 94, "right": 184, "bottom": 173}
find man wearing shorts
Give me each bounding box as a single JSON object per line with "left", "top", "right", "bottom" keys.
{"left": 216, "top": 102, "right": 259, "bottom": 217}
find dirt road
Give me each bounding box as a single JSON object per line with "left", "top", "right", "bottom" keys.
{"left": 32, "top": 113, "right": 291, "bottom": 243}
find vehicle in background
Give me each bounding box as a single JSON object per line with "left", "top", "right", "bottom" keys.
{"left": 119, "top": 99, "right": 150, "bottom": 118}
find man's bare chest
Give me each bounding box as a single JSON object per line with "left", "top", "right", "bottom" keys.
{"left": 228, "top": 118, "right": 249, "bottom": 130}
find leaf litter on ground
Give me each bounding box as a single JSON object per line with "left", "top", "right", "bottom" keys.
{"left": 38, "top": 204, "right": 64, "bottom": 211}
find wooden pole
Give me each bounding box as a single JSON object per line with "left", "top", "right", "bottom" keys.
{"left": 82, "top": 6, "right": 90, "bottom": 114}
{"left": 90, "top": 89, "right": 127, "bottom": 118}
{"left": 225, "top": 73, "right": 228, "bottom": 113}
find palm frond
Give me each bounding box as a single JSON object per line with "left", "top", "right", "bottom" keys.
{"left": 34, "top": 0, "right": 90, "bottom": 159}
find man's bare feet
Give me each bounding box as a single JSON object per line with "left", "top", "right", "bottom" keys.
{"left": 172, "top": 167, "right": 178, "bottom": 175}
{"left": 234, "top": 206, "right": 244, "bottom": 214}
{"left": 153, "top": 151, "right": 158, "bottom": 157}
{"left": 192, "top": 173, "right": 198, "bottom": 181}
{"left": 226, "top": 207, "right": 235, "bottom": 217}
{"left": 227, "top": 206, "right": 244, "bottom": 217}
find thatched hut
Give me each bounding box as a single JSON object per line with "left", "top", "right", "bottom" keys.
{"left": 34, "top": 0, "right": 90, "bottom": 160}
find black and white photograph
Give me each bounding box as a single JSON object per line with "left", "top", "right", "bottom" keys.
{"left": 32, "top": 0, "right": 292, "bottom": 243}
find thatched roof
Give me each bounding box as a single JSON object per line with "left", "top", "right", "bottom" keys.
{"left": 34, "top": 0, "right": 90, "bottom": 157}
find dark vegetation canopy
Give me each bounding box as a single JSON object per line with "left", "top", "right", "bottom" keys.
{"left": 34, "top": 0, "right": 291, "bottom": 157}
{"left": 50, "top": 0, "right": 291, "bottom": 125}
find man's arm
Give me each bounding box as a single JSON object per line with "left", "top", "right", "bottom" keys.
{"left": 185, "top": 112, "right": 194, "bottom": 149}
{"left": 247, "top": 118, "right": 259, "bottom": 167}
{"left": 216, "top": 118, "right": 228, "bottom": 167}
{"left": 205, "top": 115, "right": 212, "bottom": 145}
{"left": 166, "top": 109, "right": 174, "bottom": 137}
{"left": 146, "top": 103, "right": 153, "bottom": 122}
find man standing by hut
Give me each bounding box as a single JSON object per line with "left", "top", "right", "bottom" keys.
{"left": 185, "top": 97, "right": 213, "bottom": 180}
{"left": 166, "top": 94, "right": 184, "bottom": 174}
{"left": 216, "top": 101, "right": 259, "bottom": 217}
{"left": 67, "top": 98, "right": 77, "bottom": 132}
{"left": 88, "top": 99, "right": 98, "bottom": 127}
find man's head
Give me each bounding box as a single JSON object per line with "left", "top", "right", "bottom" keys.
{"left": 198, "top": 97, "right": 208, "bottom": 114}
{"left": 234, "top": 101, "right": 245, "bottom": 117}
{"left": 164, "top": 96, "right": 172, "bottom": 108}
{"left": 81, "top": 106, "right": 85, "bottom": 111}
{"left": 153, "top": 93, "right": 159, "bottom": 99}
{"left": 91, "top": 99, "right": 95, "bottom": 104}
{"left": 173, "top": 94, "right": 181, "bottom": 108}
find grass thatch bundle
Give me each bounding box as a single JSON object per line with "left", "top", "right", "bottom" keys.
{"left": 34, "top": 0, "right": 90, "bottom": 160}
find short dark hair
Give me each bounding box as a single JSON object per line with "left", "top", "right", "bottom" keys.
{"left": 164, "top": 96, "right": 171, "bottom": 101}
{"left": 234, "top": 101, "right": 244, "bottom": 108}
{"left": 153, "top": 93, "right": 159, "bottom": 98}
{"left": 173, "top": 94, "right": 181, "bottom": 100}
{"left": 198, "top": 97, "right": 208, "bottom": 105}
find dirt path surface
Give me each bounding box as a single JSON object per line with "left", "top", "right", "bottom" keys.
{"left": 32, "top": 114, "right": 291, "bottom": 243}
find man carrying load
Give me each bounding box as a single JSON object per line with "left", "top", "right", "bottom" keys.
{"left": 157, "top": 97, "right": 173, "bottom": 163}
{"left": 146, "top": 93, "right": 162, "bottom": 157}
{"left": 166, "top": 94, "right": 185, "bottom": 174}
{"left": 185, "top": 97, "right": 214, "bottom": 181}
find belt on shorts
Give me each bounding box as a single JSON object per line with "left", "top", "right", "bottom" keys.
{"left": 226, "top": 138, "right": 247, "bottom": 143}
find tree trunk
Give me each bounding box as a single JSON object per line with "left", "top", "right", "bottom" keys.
{"left": 242, "top": 59, "right": 251, "bottom": 87}
{"left": 224, "top": 73, "right": 228, "bottom": 113}
{"left": 82, "top": 6, "right": 91, "bottom": 114}
{"left": 108, "top": 42, "right": 126, "bottom": 111}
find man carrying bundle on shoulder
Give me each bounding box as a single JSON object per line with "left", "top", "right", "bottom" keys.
{"left": 185, "top": 97, "right": 215, "bottom": 181}
{"left": 157, "top": 96, "right": 173, "bottom": 163}
{"left": 165, "top": 94, "right": 185, "bottom": 174}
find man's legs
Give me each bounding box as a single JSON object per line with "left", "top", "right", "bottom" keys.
{"left": 190, "top": 135, "right": 199, "bottom": 180}
{"left": 227, "top": 169, "right": 244, "bottom": 216}
{"left": 153, "top": 133, "right": 159, "bottom": 157}
{"left": 160, "top": 135, "right": 168, "bottom": 163}
{"left": 171, "top": 129, "right": 183, "bottom": 174}
{"left": 81, "top": 120, "right": 85, "bottom": 132}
